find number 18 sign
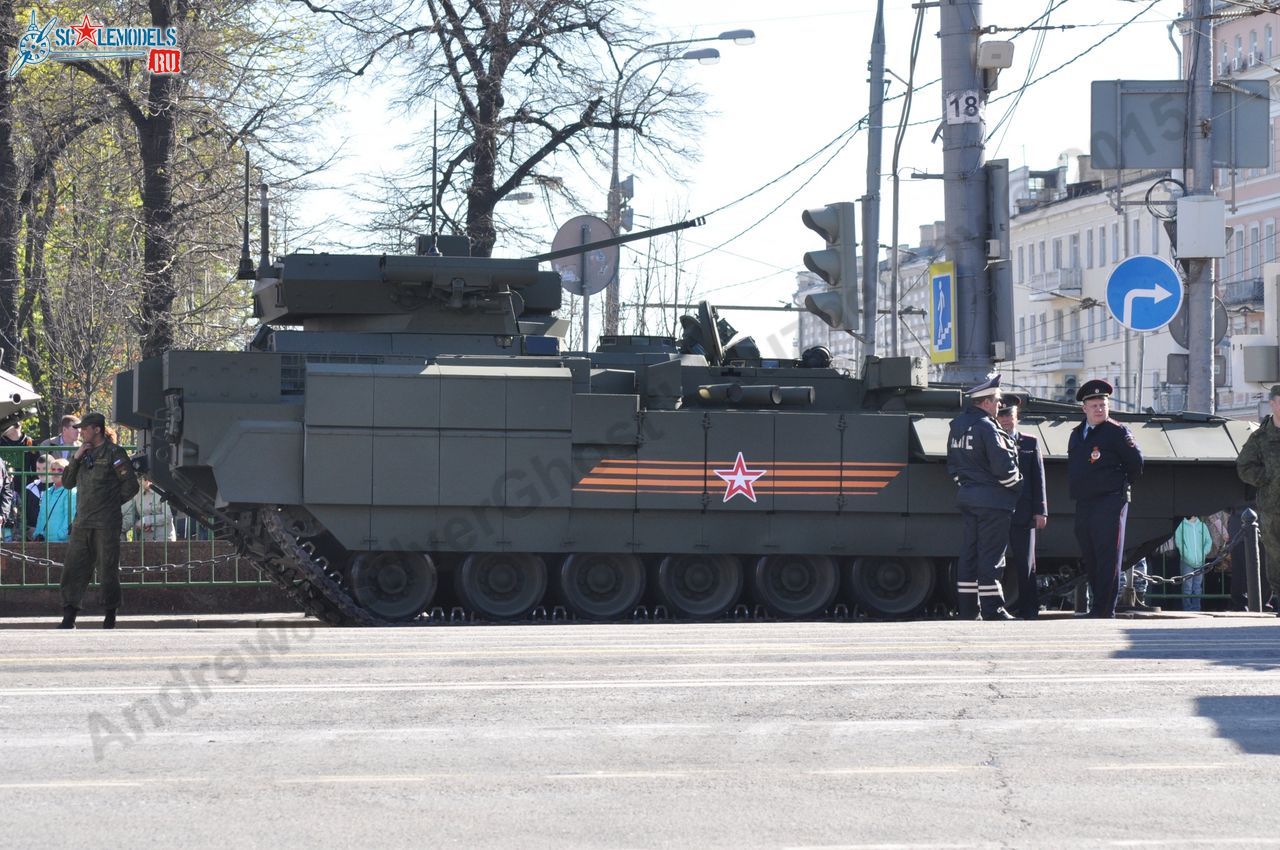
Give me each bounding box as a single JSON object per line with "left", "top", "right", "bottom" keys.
{"left": 945, "top": 90, "right": 983, "bottom": 125}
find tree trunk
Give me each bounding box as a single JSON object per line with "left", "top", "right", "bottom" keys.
{"left": 0, "top": 0, "right": 21, "bottom": 373}
{"left": 138, "top": 0, "right": 179, "bottom": 359}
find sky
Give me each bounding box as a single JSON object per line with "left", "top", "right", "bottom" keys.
{"left": 296, "top": 0, "right": 1188, "bottom": 356}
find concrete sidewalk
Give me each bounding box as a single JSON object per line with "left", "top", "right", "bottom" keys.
{"left": 0, "top": 609, "right": 1273, "bottom": 629}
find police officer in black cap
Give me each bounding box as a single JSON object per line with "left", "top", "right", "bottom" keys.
{"left": 1067, "top": 379, "right": 1143, "bottom": 618}
{"left": 946, "top": 374, "right": 1022, "bottom": 620}
{"left": 996, "top": 396, "right": 1047, "bottom": 619}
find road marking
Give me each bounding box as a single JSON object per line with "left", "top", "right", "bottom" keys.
{"left": 3, "top": 669, "right": 1276, "bottom": 697}
{"left": 545, "top": 771, "right": 688, "bottom": 780}
{"left": 1087, "top": 763, "right": 1234, "bottom": 772}
{"left": 5, "top": 638, "right": 1278, "bottom": 666}
{"left": 0, "top": 780, "right": 143, "bottom": 789}
{"left": 809, "top": 766, "right": 972, "bottom": 775}
{"left": 275, "top": 774, "right": 449, "bottom": 785}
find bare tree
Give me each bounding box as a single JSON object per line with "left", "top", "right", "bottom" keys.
{"left": 300, "top": 0, "right": 707, "bottom": 256}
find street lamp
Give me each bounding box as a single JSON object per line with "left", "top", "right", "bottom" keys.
{"left": 603, "top": 29, "right": 756, "bottom": 336}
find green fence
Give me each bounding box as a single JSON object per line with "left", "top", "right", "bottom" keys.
{"left": 0, "top": 444, "right": 270, "bottom": 589}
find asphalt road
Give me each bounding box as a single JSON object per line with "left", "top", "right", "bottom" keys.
{"left": 1, "top": 616, "right": 1278, "bottom": 849}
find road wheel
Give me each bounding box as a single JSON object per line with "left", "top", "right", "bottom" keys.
{"left": 846, "top": 556, "right": 936, "bottom": 618}
{"left": 348, "top": 552, "right": 437, "bottom": 622}
{"left": 558, "top": 553, "right": 646, "bottom": 621}
{"left": 752, "top": 554, "right": 838, "bottom": 619}
{"left": 657, "top": 554, "right": 742, "bottom": 620}
{"left": 457, "top": 552, "right": 547, "bottom": 621}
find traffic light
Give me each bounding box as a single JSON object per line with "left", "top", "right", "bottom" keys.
{"left": 801, "top": 202, "right": 859, "bottom": 332}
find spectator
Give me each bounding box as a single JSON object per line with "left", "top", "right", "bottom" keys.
{"left": 121, "top": 479, "right": 176, "bottom": 542}
{"left": 39, "top": 414, "right": 81, "bottom": 460}
{"left": 32, "top": 458, "right": 75, "bottom": 543}
{"left": 0, "top": 422, "right": 34, "bottom": 530}
{"left": 1174, "top": 515, "right": 1212, "bottom": 612}
{"left": 23, "top": 455, "right": 48, "bottom": 537}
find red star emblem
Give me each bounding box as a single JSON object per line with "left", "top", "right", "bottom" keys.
{"left": 713, "top": 452, "right": 766, "bottom": 503}
{"left": 71, "top": 14, "right": 101, "bottom": 47}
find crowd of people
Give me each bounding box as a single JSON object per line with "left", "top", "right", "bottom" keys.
{"left": 948, "top": 375, "right": 1280, "bottom": 619}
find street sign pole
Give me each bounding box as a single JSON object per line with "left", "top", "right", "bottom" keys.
{"left": 938, "top": 0, "right": 991, "bottom": 385}
{"left": 1188, "top": 0, "right": 1215, "bottom": 413}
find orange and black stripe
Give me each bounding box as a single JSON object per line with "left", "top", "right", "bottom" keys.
{"left": 573, "top": 459, "right": 904, "bottom": 496}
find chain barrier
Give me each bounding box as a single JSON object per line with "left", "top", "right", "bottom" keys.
{"left": 1132, "top": 550, "right": 1231, "bottom": 586}
{"left": 0, "top": 547, "right": 242, "bottom": 575}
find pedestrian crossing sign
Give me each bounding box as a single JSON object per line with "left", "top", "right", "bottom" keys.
{"left": 930, "top": 261, "right": 957, "bottom": 364}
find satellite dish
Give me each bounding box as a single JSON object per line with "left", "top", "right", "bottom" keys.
{"left": 550, "top": 215, "right": 618, "bottom": 297}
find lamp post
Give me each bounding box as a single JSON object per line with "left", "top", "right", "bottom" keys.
{"left": 603, "top": 30, "right": 755, "bottom": 336}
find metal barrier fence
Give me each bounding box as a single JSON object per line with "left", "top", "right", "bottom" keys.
{"left": 0, "top": 444, "right": 269, "bottom": 589}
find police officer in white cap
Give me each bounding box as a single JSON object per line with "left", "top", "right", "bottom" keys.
{"left": 946, "top": 374, "right": 1022, "bottom": 620}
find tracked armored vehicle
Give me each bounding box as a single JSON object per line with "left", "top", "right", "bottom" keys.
{"left": 114, "top": 245, "right": 1251, "bottom": 625}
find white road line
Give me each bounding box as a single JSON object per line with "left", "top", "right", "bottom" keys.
{"left": 0, "top": 780, "right": 143, "bottom": 789}
{"left": 3, "top": 669, "right": 1276, "bottom": 697}
{"left": 808, "top": 766, "right": 971, "bottom": 775}
{"left": 545, "top": 771, "right": 689, "bottom": 780}
{"left": 1087, "top": 763, "right": 1234, "bottom": 772}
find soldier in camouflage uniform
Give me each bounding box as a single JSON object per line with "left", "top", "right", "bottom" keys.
{"left": 57, "top": 413, "right": 139, "bottom": 629}
{"left": 1235, "top": 385, "right": 1280, "bottom": 616}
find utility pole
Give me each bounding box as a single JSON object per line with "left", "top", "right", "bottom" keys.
{"left": 605, "top": 114, "right": 623, "bottom": 337}
{"left": 1186, "top": 0, "right": 1215, "bottom": 413}
{"left": 861, "top": 0, "right": 886, "bottom": 359}
{"left": 938, "top": 0, "right": 992, "bottom": 384}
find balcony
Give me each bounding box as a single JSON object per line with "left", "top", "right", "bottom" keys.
{"left": 1027, "top": 340, "right": 1084, "bottom": 371}
{"left": 1028, "top": 267, "right": 1083, "bottom": 302}
{"left": 1220, "top": 276, "right": 1263, "bottom": 307}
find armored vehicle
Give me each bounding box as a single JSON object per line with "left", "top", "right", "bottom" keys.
{"left": 114, "top": 246, "right": 1250, "bottom": 625}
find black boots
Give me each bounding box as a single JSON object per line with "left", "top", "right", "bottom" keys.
{"left": 56, "top": 606, "right": 77, "bottom": 630}
{"left": 983, "top": 606, "right": 1018, "bottom": 621}
{"left": 103, "top": 609, "right": 117, "bottom": 629}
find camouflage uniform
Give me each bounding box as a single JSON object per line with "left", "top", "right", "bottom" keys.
{"left": 1234, "top": 414, "right": 1280, "bottom": 595}
{"left": 59, "top": 439, "right": 139, "bottom": 614}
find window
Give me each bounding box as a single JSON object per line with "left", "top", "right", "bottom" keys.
{"left": 1112, "top": 223, "right": 1120, "bottom": 263}
{"left": 1070, "top": 311, "right": 1080, "bottom": 342}
{"left": 1266, "top": 220, "right": 1275, "bottom": 263}
{"left": 1099, "top": 226, "right": 1107, "bottom": 266}
{"left": 1152, "top": 217, "right": 1161, "bottom": 255}
{"left": 1234, "top": 228, "right": 1246, "bottom": 279}
{"left": 1236, "top": 35, "right": 1244, "bottom": 65}
{"left": 1053, "top": 238, "right": 1063, "bottom": 270}
{"left": 1132, "top": 218, "right": 1141, "bottom": 256}
{"left": 1069, "top": 233, "right": 1080, "bottom": 269}
{"left": 1087, "top": 310, "right": 1096, "bottom": 343}
{"left": 1054, "top": 309, "right": 1064, "bottom": 341}
{"left": 1039, "top": 241, "right": 1046, "bottom": 272}
{"left": 1019, "top": 316, "right": 1026, "bottom": 349}
{"left": 1251, "top": 31, "right": 1258, "bottom": 59}
{"left": 1250, "top": 224, "right": 1261, "bottom": 278}
{"left": 1087, "top": 228, "right": 1094, "bottom": 268}
{"left": 1029, "top": 316, "right": 1036, "bottom": 345}
{"left": 1017, "top": 245, "right": 1025, "bottom": 282}
{"left": 1029, "top": 242, "right": 1036, "bottom": 276}
{"left": 1268, "top": 25, "right": 1273, "bottom": 59}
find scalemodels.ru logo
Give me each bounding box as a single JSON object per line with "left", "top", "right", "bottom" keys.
{"left": 8, "top": 10, "right": 182, "bottom": 78}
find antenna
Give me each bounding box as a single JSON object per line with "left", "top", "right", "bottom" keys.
{"left": 257, "top": 182, "right": 272, "bottom": 277}
{"left": 235, "top": 152, "right": 255, "bottom": 280}
{"left": 426, "top": 102, "right": 441, "bottom": 256}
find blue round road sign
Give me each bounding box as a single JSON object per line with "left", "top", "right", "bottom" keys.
{"left": 1105, "top": 255, "right": 1183, "bottom": 332}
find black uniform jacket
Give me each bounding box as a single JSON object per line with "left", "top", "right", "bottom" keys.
{"left": 947, "top": 405, "right": 1022, "bottom": 511}
{"left": 1011, "top": 431, "right": 1047, "bottom": 526}
{"left": 1067, "top": 418, "right": 1143, "bottom": 502}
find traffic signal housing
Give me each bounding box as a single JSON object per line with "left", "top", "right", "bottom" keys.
{"left": 801, "top": 202, "right": 859, "bottom": 332}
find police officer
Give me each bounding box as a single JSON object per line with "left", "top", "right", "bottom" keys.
{"left": 57, "top": 412, "right": 139, "bottom": 629}
{"left": 947, "top": 374, "right": 1021, "bottom": 620}
{"left": 997, "top": 397, "right": 1047, "bottom": 619}
{"left": 1067, "top": 380, "right": 1143, "bottom": 618}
